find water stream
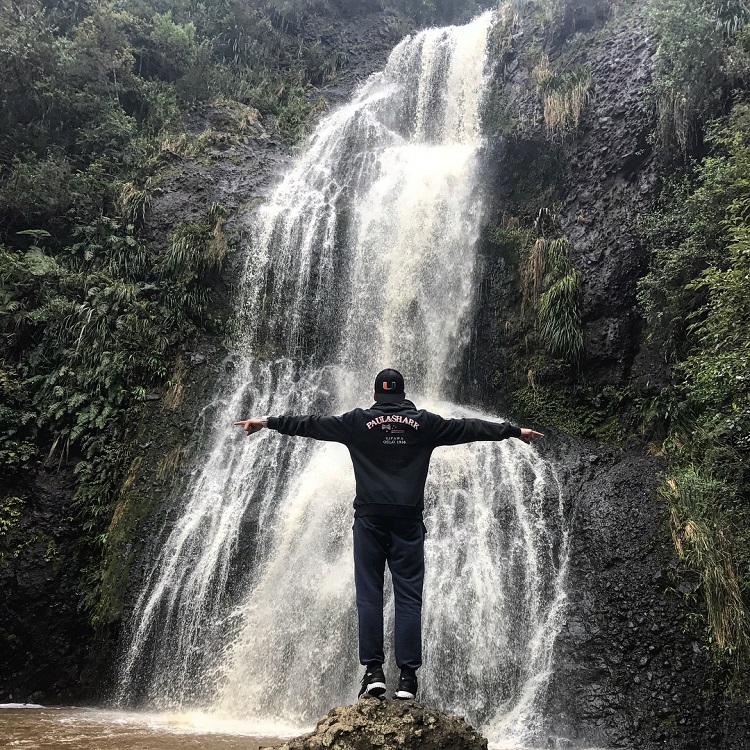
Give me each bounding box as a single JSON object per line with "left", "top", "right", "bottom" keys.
{"left": 117, "top": 11, "right": 570, "bottom": 748}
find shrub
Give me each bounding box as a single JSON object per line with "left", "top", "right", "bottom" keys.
{"left": 649, "top": 0, "right": 749, "bottom": 157}
{"left": 664, "top": 469, "right": 750, "bottom": 667}
{"left": 640, "top": 103, "right": 750, "bottom": 669}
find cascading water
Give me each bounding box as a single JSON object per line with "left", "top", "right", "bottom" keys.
{"left": 119, "top": 10, "right": 569, "bottom": 747}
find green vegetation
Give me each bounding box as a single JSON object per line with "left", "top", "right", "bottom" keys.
{"left": 533, "top": 56, "right": 593, "bottom": 135}
{"left": 0, "top": 496, "right": 30, "bottom": 567}
{"left": 520, "top": 211, "right": 583, "bottom": 365}
{"left": 639, "top": 100, "right": 750, "bottom": 670}
{"left": 512, "top": 382, "right": 626, "bottom": 439}
{"left": 0, "top": 497, "right": 24, "bottom": 539}
{"left": 483, "top": 209, "right": 596, "bottom": 436}
{"left": 664, "top": 470, "right": 749, "bottom": 666}
{"left": 649, "top": 0, "right": 750, "bottom": 157}
{"left": 0, "top": 0, "right": 364, "bottom": 625}
{"left": 536, "top": 237, "right": 583, "bottom": 362}
{"left": 0, "top": 202, "right": 230, "bottom": 621}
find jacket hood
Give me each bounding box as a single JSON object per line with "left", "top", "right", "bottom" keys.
{"left": 369, "top": 399, "right": 416, "bottom": 412}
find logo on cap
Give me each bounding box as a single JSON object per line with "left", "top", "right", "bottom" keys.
{"left": 382, "top": 381, "right": 397, "bottom": 391}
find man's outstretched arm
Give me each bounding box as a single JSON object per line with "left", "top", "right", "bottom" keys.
{"left": 430, "top": 415, "right": 543, "bottom": 446}
{"left": 233, "top": 414, "right": 353, "bottom": 442}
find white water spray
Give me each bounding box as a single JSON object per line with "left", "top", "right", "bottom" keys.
{"left": 120, "top": 12, "right": 568, "bottom": 747}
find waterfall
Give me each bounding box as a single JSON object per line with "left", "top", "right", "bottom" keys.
{"left": 119, "top": 11, "right": 569, "bottom": 747}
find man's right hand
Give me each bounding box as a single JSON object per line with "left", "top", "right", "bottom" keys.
{"left": 234, "top": 419, "right": 265, "bottom": 436}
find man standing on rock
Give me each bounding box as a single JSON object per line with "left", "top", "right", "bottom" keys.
{"left": 234, "top": 368, "right": 543, "bottom": 702}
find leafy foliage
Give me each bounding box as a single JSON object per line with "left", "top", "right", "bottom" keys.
{"left": 0, "top": 495, "right": 28, "bottom": 570}
{"left": 0, "top": 201, "right": 229, "bottom": 622}
{"left": 649, "top": 0, "right": 750, "bottom": 157}
{"left": 512, "top": 380, "right": 627, "bottom": 440}
{"left": 639, "top": 103, "right": 750, "bottom": 668}
{"left": 0, "top": 497, "right": 24, "bottom": 539}
{"left": 537, "top": 237, "right": 583, "bottom": 362}
{"left": 493, "top": 208, "right": 591, "bottom": 438}
{"left": 664, "top": 469, "right": 750, "bottom": 668}
{"left": 521, "top": 212, "right": 583, "bottom": 365}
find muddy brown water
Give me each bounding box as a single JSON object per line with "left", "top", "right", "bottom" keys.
{"left": 0, "top": 706, "right": 295, "bottom": 749}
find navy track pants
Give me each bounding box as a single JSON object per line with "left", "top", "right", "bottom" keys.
{"left": 352, "top": 516, "right": 425, "bottom": 671}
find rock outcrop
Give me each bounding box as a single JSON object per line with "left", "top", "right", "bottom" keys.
{"left": 270, "top": 699, "right": 487, "bottom": 750}
{"left": 469, "top": 0, "right": 660, "bottom": 405}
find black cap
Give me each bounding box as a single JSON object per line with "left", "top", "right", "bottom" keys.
{"left": 374, "top": 368, "right": 405, "bottom": 403}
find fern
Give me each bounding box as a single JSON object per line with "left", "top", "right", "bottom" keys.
{"left": 522, "top": 232, "right": 584, "bottom": 365}
{"left": 538, "top": 267, "right": 584, "bottom": 363}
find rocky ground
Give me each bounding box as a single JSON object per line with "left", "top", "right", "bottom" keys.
{"left": 268, "top": 698, "right": 487, "bottom": 750}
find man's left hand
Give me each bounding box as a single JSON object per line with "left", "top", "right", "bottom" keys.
{"left": 519, "top": 428, "right": 544, "bottom": 443}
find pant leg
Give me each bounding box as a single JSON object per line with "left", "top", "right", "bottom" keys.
{"left": 352, "top": 516, "right": 389, "bottom": 666}
{"left": 387, "top": 519, "right": 425, "bottom": 671}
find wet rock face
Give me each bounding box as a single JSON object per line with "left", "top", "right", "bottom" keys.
{"left": 272, "top": 699, "right": 487, "bottom": 750}
{"left": 557, "top": 7, "right": 658, "bottom": 385}
{"left": 473, "top": 0, "right": 661, "bottom": 397}
{"left": 143, "top": 101, "right": 287, "bottom": 257}
{"left": 289, "top": 3, "right": 487, "bottom": 103}
{"left": 540, "top": 433, "right": 749, "bottom": 750}
{"left": 0, "top": 466, "right": 90, "bottom": 704}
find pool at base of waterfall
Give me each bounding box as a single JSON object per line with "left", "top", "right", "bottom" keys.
{"left": 0, "top": 706, "right": 297, "bottom": 749}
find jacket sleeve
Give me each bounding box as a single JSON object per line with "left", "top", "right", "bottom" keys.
{"left": 428, "top": 414, "right": 521, "bottom": 446}
{"left": 267, "top": 413, "right": 353, "bottom": 443}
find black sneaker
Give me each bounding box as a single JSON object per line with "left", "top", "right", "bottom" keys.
{"left": 394, "top": 668, "right": 417, "bottom": 700}
{"left": 358, "top": 664, "right": 386, "bottom": 699}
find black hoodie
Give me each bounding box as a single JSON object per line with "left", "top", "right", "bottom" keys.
{"left": 267, "top": 400, "right": 521, "bottom": 518}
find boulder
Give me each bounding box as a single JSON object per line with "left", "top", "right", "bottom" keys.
{"left": 270, "top": 699, "right": 487, "bottom": 750}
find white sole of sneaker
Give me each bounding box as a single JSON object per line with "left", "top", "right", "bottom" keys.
{"left": 363, "top": 682, "right": 386, "bottom": 698}
{"left": 394, "top": 690, "right": 415, "bottom": 700}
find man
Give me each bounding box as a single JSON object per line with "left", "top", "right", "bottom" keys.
{"left": 234, "top": 368, "right": 543, "bottom": 702}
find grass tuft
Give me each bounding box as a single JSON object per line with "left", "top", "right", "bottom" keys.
{"left": 117, "top": 182, "right": 151, "bottom": 225}
{"left": 532, "top": 57, "right": 593, "bottom": 135}
{"left": 663, "top": 468, "right": 750, "bottom": 667}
